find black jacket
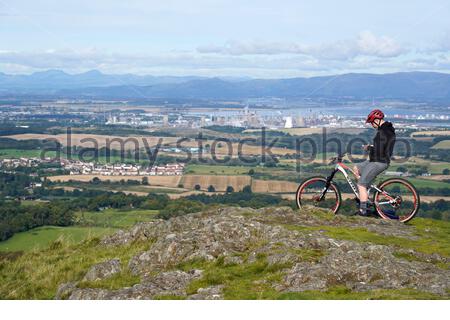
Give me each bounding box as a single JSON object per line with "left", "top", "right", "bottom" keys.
{"left": 369, "top": 121, "right": 396, "bottom": 163}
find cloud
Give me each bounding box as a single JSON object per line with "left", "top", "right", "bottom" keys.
{"left": 197, "top": 31, "right": 406, "bottom": 59}
{"left": 0, "top": 41, "right": 447, "bottom": 78}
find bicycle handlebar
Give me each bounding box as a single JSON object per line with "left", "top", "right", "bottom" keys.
{"left": 328, "top": 152, "right": 348, "bottom": 165}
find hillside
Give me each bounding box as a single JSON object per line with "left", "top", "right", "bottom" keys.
{"left": 2, "top": 70, "right": 450, "bottom": 101}
{"left": 0, "top": 206, "right": 448, "bottom": 300}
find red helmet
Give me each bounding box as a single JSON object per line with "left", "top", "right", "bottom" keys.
{"left": 366, "top": 109, "right": 384, "bottom": 123}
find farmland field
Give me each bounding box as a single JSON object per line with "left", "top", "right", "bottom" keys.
{"left": 0, "top": 209, "right": 159, "bottom": 252}
{"left": 0, "top": 226, "right": 113, "bottom": 252}
{"left": 185, "top": 164, "right": 251, "bottom": 175}
{"left": 48, "top": 174, "right": 182, "bottom": 187}
{"left": 0, "top": 149, "right": 57, "bottom": 159}
{"left": 432, "top": 140, "right": 450, "bottom": 149}
{"left": 181, "top": 175, "right": 251, "bottom": 192}
{"left": 251, "top": 179, "right": 299, "bottom": 193}
{"left": 411, "top": 130, "right": 450, "bottom": 137}
{"left": 4, "top": 134, "right": 177, "bottom": 149}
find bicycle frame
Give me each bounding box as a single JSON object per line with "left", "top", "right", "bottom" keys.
{"left": 321, "top": 161, "right": 396, "bottom": 205}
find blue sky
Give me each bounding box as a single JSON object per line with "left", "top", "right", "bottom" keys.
{"left": 0, "top": 0, "right": 449, "bottom": 77}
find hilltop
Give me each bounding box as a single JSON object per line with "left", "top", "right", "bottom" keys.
{"left": 1, "top": 206, "right": 448, "bottom": 300}
{"left": 1, "top": 70, "right": 450, "bottom": 101}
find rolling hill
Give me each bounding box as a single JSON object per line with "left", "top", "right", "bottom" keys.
{"left": 1, "top": 70, "right": 450, "bottom": 101}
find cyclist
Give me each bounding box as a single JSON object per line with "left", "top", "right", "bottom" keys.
{"left": 353, "top": 109, "right": 396, "bottom": 216}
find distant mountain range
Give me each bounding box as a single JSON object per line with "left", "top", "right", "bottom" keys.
{"left": 1, "top": 70, "right": 450, "bottom": 101}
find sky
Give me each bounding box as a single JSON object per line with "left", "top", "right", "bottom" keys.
{"left": 0, "top": 0, "right": 449, "bottom": 78}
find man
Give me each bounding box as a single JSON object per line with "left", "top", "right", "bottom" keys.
{"left": 353, "top": 109, "right": 396, "bottom": 216}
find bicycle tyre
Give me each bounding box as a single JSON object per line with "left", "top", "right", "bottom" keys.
{"left": 373, "top": 177, "right": 420, "bottom": 223}
{"left": 296, "top": 176, "right": 342, "bottom": 214}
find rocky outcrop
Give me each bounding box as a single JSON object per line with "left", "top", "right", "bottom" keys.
{"left": 69, "top": 270, "right": 203, "bottom": 300}
{"left": 59, "top": 206, "right": 450, "bottom": 299}
{"left": 83, "top": 259, "right": 121, "bottom": 282}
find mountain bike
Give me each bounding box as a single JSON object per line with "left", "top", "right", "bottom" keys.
{"left": 295, "top": 153, "right": 420, "bottom": 223}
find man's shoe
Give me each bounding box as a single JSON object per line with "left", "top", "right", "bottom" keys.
{"left": 352, "top": 209, "right": 368, "bottom": 217}
{"left": 358, "top": 210, "right": 369, "bottom": 217}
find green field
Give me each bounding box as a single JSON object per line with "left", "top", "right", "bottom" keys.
{"left": 431, "top": 140, "right": 450, "bottom": 149}
{"left": 76, "top": 209, "right": 159, "bottom": 229}
{"left": 0, "top": 209, "right": 159, "bottom": 252}
{"left": 427, "top": 162, "right": 450, "bottom": 174}
{"left": 186, "top": 164, "right": 252, "bottom": 175}
{"left": 0, "top": 226, "right": 113, "bottom": 252}
{"left": 406, "top": 177, "right": 450, "bottom": 189}
{"left": 55, "top": 182, "right": 184, "bottom": 194}
{"left": 0, "top": 149, "right": 57, "bottom": 159}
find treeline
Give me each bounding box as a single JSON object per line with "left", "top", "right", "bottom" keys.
{"left": 203, "top": 125, "right": 246, "bottom": 134}
{"left": 0, "top": 137, "right": 60, "bottom": 150}
{"left": 0, "top": 172, "right": 39, "bottom": 198}
{"left": 0, "top": 200, "right": 74, "bottom": 241}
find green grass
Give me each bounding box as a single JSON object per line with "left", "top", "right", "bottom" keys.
{"left": 432, "top": 140, "right": 450, "bottom": 149}
{"left": 0, "top": 226, "right": 114, "bottom": 252}
{"left": 0, "top": 209, "right": 159, "bottom": 253}
{"left": 77, "top": 270, "right": 141, "bottom": 291}
{"left": 0, "top": 238, "right": 151, "bottom": 299}
{"left": 185, "top": 164, "right": 252, "bottom": 175}
{"left": 0, "top": 149, "right": 58, "bottom": 159}
{"left": 283, "top": 217, "right": 450, "bottom": 258}
{"left": 405, "top": 177, "right": 450, "bottom": 189}
{"left": 179, "top": 254, "right": 441, "bottom": 300}
{"left": 76, "top": 209, "right": 159, "bottom": 229}
{"left": 55, "top": 182, "right": 184, "bottom": 194}
{"left": 427, "top": 162, "right": 450, "bottom": 174}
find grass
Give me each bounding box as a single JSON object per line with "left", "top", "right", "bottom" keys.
{"left": 0, "top": 226, "right": 114, "bottom": 252}
{"left": 178, "top": 253, "right": 441, "bottom": 299}
{"left": 54, "top": 181, "right": 184, "bottom": 194}
{"left": 185, "top": 164, "right": 252, "bottom": 175}
{"left": 0, "top": 149, "right": 58, "bottom": 159}
{"left": 283, "top": 217, "right": 450, "bottom": 258}
{"left": 76, "top": 209, "right": 159, "bottom": 229}
{"left": 432, "top": 140, "right": 450, "bottom": 149}
{"left": 77, "top": 270, "right": 141, "bottom": 291}
{"left": 0, "top": 209, "right": 159, "bottom": 252}
{"left": 0, "top": 238, "right": 151, "bottom": 299}
{"left": 404, "top": 177, "right": 450, "bottom": 189}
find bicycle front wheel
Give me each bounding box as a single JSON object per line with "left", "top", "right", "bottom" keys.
{"left": 296, "top": 176, "right": 342, "bottom": 214}
{"left": 373, "top": 178, "right": 420, "bottom": 223}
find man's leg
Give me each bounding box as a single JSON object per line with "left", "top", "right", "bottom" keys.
{"left": 354, "top": 164, "right": 369, "bottom": 215}
{"left": 358, "top": 184, "right": 369, "bottom": 216}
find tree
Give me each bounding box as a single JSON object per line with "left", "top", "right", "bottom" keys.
{"left": 242, "top": 185, "right": 252, "bottom": 193}
{"left": 91, "top": 177, "right": 101, "bottom": 184}
{"left": 248, "top": 169, "right": 255, "bottom": 176}
{"left": 396, "top": 166, "right": 408, "bottom": 173}
{"left": 142, "top": 177, "right": 149, "bottom": 185}
{"left": 194, "top": 184, "right": 201, "bottom": 191}
{"left": 443, "top": 168, "right": 450, "bottom": 175}
{"left": 226, "top": 186, "right": 234, "bottom": 193}
{"left": 208, "top": 185, "right": 216, "bottom": 192}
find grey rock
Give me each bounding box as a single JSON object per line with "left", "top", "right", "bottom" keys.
{"left": 189, "top": 285, "right": 224, "bottom": 300}
{"left": 69, "top": 270, "right": 203, "bottom": 300}
{"left": 58, "top": 206, "right": 449, "bottom": 299}
{"left": 55, "top": 282, "right": 77, "bottom": 300}
{"left": 279, "top": 243, "right": 449, "bottom": 295}
{"left": 83, "top": 258, "right": 121, "bottom": 282}
{"left": 223, "top": 255, "right": 244, "bottom": 266}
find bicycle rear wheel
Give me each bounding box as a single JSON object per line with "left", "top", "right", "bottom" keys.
{"left": 296, "top": 176, "right": 342, "bottom": 214}
{"left": 373, "top": 178, "right": 420, "bottom": 223}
